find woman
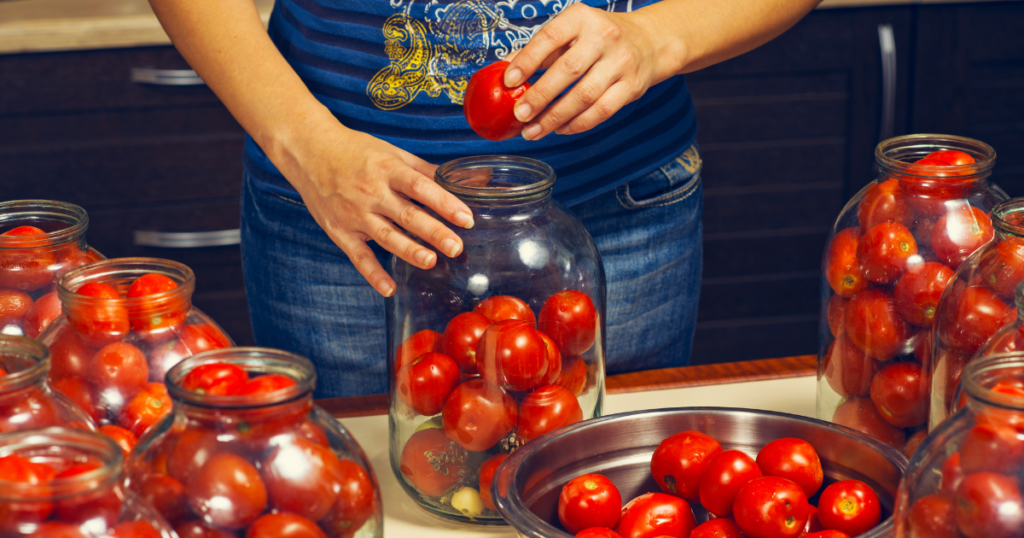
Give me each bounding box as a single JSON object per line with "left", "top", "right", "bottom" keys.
{"left": 149, "top": 0, "right": 821, "bottom": 397}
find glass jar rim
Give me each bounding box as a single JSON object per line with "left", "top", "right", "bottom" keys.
{"left": 0, "top": 427, "right": 122, "bottom": 500}
{"left": 165, "top": 347, "right": 317, "bottom": 408}
{"left": 875, "top": 134, "right": 996, "bottom": 180}
{"left": 435, "top": 155, "right": 556, "bottom": 200}
{"left": 57, "top": 257, "right": 196, "bottom": 313}
{"left": 0, "top": 200, "right": 89, "bottom": 249}
{"left": 0, "top": 336, "right": 50, "bottom": 392}
{"left": 992, "top": 198, "right": 1024, "bottom": 238}
{"left": 963, "top": 352, "right": 1024, "bottom": 411}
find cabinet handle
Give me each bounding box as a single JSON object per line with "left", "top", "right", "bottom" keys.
{"left": 130, "top": 68, "right": 205, "bottom": 86}
{"left": 133, "top": 230, "right": 240, "bottom": 248}
{"left": 877, "top": 23, "right": 896, "bottom": 142}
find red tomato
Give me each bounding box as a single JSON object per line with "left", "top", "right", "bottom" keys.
{"left": 615, "top": 492, "right": 696, "bottom": 538}
{"left": 0, "top": 454, "right": 57, "bottom": 534}
{"left": 69, "top": 282, "right": 129, "bottom": 347}
{"left": 940, "top": 452, "right": 965, "bottom": 494}
{"left": 698, "top": 449, "right": 763, "bottom": 517}
{"left": 822, "top": 334, "right": 880, "bottom": 398}
{"left": 556, "top": 354, "right": 587, "bottom": 396}
{"left": 894, "top": 261, "right": 954, "bottom": 327}
{"left": 516, "top": 384, "right": 583, "bottom": 443}
{"left": 186, "top": 452, "right": 267, "bottom": 530}
{"left": 932, "top": 206, "right": 994, "bottom": 269}
{"left": 857, "top": 178, "right": 913, "bottom": 231}
{"left": 109, "top": 521, "right": 163, "bottom": 538}
{"left": 53, "top": 462, "right": 121, "bottom": 527}
{"left": 51, "top": 376, "right": 103, "bottom": 423}
{"left": 803, "top": 532, "right": 851, "bottom": 538}
{"left": 394, "top": 329, "right": 443, "bottom": 375}
{"left": 538, "top": 290, "right": 598, "bottom": 356}
{"left": 576, "top": 529, "right": 625, "bottom": 538}
{"left": 938, "top": 285, "right": 1013, "bottom": 355}
{"left": 650, "top": 430, "right": 722, "bottom": 502}
{"left": 48, "top": 328, "right": 93, "bottom": 380}
{"left": 0, "top": 386, "right": 61, "bottom": 434}
{"left": 857, "top": 222, "right": 918, "bottom": 284}
{"left": 476, "top": 319, "right": 548, "bottom": 392}
{"left": 238, "top": 374, "right": 297, "bottom": 395}
{"left": 978, "top": 237, "right": 1024, "bottom": 298}
{"left": 442, "top": 312, "right": 491, "bottom": 374}
{"left": 898, "top": 159, "right": 970, "bottom": 218}
{"left": 953, "top": 472, "right": 1023, "bottom": 538}
{"left": 825, "top": 228, "right": 868, "bottom": 298}
{"left": 755, "top": 438, "right": 823, "bottom": 499}
{"left": 89, "top": 341, "right": 149, "bottom": 397}
{"left": 463, "top": 61, "right": 531, "bottom": 141}
{"left": 478, "top": 453, "right": 508, "bottom": 512}
{"left": 398, "top": 427, "right": 466, "bottom": 497}
{"left": 261, "top": 436, "right": 342, "bottom": 521}
{"left": 804, "top": 504, "right": 824, "bottom": 533}
{"left": 907, "top": 493, "right": 957, "bottom": 538}
{"left": 100, "top": 424, "right": 138, "bottom": 457}
{"left": 166, "top": 427, "right": 222, "bottom": 484}
{"left": 181, "top": 362, "right": 249, "bottom": 396}
{"left": 911, "top": 327, "right": 932, "bottom": 368}
{"left": 474, "top": 295, "right": 536, "bottom": 326}
{"left": 903, "top": 428, "right": 927, "bottom": 458}
{"left": 118, "top": 381, "right": 172, "bottom": 437}
{"left": 137, "top": 472, "right": 189, "bottom": 524}
{"left": 689, "top": 519, "right": 746, "bottom": 538}
{"left": 0, "top": 226, "right": 56, "bottom": 292}
{"left": 176, "top": 323, "right": 231, "bottom": 355}
{"left": 869, "top": 361, "right": 930, "bottom": 428}
{"left": 927, "top": 150, "right": 975, "bottom": 166}
{"left": 127, "top": 273, "right": 185, "bottom": 343}
{"left": 959, "top": 423, "right": 1024, "bottom": 475}
{"left": 732, "top": 476, "right": 809, "bottom": 538}
{"left": 441, "top": 378, "right": 517, "bottom": 452}
{"left": 23, "top": 522, "right": 89, "bottom": 538}
{"left": 318, "top": 458, "right": 376, "bottom": 538}
{"left": 396, "top": 352, "right": 462, "bottom": 416}
{"left": 175, "top": 520, "right": 237, "bottom": 538}
{"left": 831, "top": 396, "right": 907, "bottom": 449}
{"left": 537, "top": 330, "right": 563, "bottom": 385}
{"left": 0, "top": 288, "right": 32, "bottom": 328}
{"left": 558, "top": 474, "right": 622, "bottom": 534}
{"left": 816, "top": 480, "right": 881, "bottom": 537}
{"left": 245, "top": 513, "right": 327, "bottom": 538}
{"left": 827, "top": 295, "right": 848, "bottom": 337}
{"left": 22, "top": 291, "right": 60, "bottom": 339}
{"left": 844, "top": 289, "right": 910, "bottom": 361}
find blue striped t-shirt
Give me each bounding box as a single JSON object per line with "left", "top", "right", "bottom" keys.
{"left": 243, "top": 0, "right": 697, "bottom": 206}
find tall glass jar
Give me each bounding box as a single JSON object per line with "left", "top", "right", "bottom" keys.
{"left": 0, "top": 200, "right": 104, "bottom": 338}
{"left": 126, "top": 347, "right": 382, "bottom": 538}
{"left": 894, "top": 352, "right": 1024, "bottom": 538}
{"left": 0, "top": 336, "right": 96, "bottom": 433}
{"left": 0, "top": 426, "right": 175, "bottom": 537}
{"left": 38, "top": 258, "right": 234, "bottom": 434}
{"left": 818, "top": 134, "right": 1004, "bottom": 454}
{"left": 386, "top": 155, "right": 606, "bottom": 523}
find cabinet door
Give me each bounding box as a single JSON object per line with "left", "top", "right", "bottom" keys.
{"left": 687, "top": 7, "right": 912, "bottom": 364}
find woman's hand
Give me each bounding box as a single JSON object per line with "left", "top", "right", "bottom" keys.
{"left": 279, "top": 112, "right": 474, "bottom": 297}
{"left": 503, "top": 3, "right": 683, "bottom": 141}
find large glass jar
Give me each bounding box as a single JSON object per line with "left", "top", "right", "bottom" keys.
{"left": 386, "top": 155, "right": 606, "bottom": 523}
{"left": 0, "top": 200, "right": 104, "bottom": 338}
{"left": 37, "top": 258, "right": 234, "bottom": 435}
{"left": 818, "top": 134, "right": 1004, "bottom": 454}
{"left": 893, "top": 352, "right": 1024, "bottom": 538}
{"left": 0, "top": 336, "right": 96, "bottom": 433}
{"left": 0, "top": 426, "right": 175, "bottom": 537}
{"left": 126, "top": 347, "right": 382, "bottom": 538}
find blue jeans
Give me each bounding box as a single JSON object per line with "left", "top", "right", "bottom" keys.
{"left": 240, "top": 146, "right": 702, "bottom": 398}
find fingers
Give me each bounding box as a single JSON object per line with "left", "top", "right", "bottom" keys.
{"left": 503, "top": 11, "right": 582, "bottom": 89}
{"left": 336, "top": 234, "right": 396, "bottom": 297}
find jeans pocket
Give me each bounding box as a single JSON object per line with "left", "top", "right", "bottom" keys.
{"left": 616, "top": 145, "right": 702, "bottom": 209}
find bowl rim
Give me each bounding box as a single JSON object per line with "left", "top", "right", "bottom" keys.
{"left": 494, "top": 406, "right": 909, "bottom": 538}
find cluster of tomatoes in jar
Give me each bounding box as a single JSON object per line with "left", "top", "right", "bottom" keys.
{"left": 821, "top": 149, "right": 1000, "bottom": 454}
{"left": 127, "top": 360, "right": 378, "bottom": 538}
{"left": 551, "top": 432, "right": 882, "bottom": 538}
{"left": 395, "top": 290, "right": 599, "bottom": 517}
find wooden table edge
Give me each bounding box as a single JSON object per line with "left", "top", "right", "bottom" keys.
{"left": 317, "top": 354, "right": 818, "bottom": 419}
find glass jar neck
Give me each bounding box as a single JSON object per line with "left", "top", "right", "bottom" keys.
{"left": 875, "top": 134, "right": 996, "bottom": 183}
{"left": 962, "top": 354, "right": 1024, "bottom": 414}
{"left": 0, "top": 336, "right": 51, "bottom": 394}
{"left": 0, "top": 200, "right": 89, "bottom": 250}
{"left": 0, "top": 427, "right": 122, "bottom": 501}
{"left": 58, "top": 257, "right": 196, "bottom": 317}
{"left": 436, "top": 155, "right": 556, "bottom": 206}
{"left": 166, "top": 347, "right": 317, "bottom": 410}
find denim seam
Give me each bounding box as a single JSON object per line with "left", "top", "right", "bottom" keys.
{"left": 618, "top": 172, "right": 702, "bottom": 209}
{"left": 270, "top": 191, "right": 307, "bottom": 207}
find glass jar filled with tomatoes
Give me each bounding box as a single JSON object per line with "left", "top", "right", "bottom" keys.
{"left": 37, "top": 258, "right": 234, "bottom": 436}
{"left": 386, "top": 155, "right": 606, "bottom": 523}
{"left": 1, "top": 336, "right": 96, "bottom": 434}
{"left": 0, "top": 426, "right": 176, "bottom": 537}
{"left": 0, "top": 200, "right": 104, "bottom": 338}
{"left": 818, "top": 134, "right": 1004, "bottom": 455}
{"left": 893, "top": 351, "right": 1024, "bottom": 538}
{"left": 126, "top": 347, "right": 382, "bottom": 538}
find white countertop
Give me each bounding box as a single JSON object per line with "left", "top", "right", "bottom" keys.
{"left": 338, "top": 374, "right": 817, "bottom": 538}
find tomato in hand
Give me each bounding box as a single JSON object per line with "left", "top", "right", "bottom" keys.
{"left": 127, "top": 273, "right": 185, "bottom": 343}
{"left": 0, "top": 225, "right": 55, "bottom": 292}
{"left": 474, "top": 295, "right": 536, "bottom": 326}
{"left": 932, "top": 206, "right": 994, "bottom": 269}
{"left": 396, "top": 352, "right": 461, "bottom": 416}
{"left": 515, "top": 384, "right": 583, "bottom": 443}
{"left": 539, "top": 290, "right": 598, "bottom": 356}
{"left": 476, "top": 320, "right": 548, "bottom": 392}
{"left": 558, "top": 474, "right": 622, "bottom": 534}
{"left": 442, "top": 312, "right": 491, "bottom": 374}
{"left": 844, "top": 289, "right": 910, "bottom": 362}
{"left": 907, "top": 493, "right": 957, "bottom": 538}
{"left": 0, "top": 288, "right": 33, "bottom": 328}
{"left": 441, "top": 378, "right": 517, "bottom": 452}
{"left": 822, "top": 334, "right": 879, "bottom": 399}
{"left": 261, "top": 436, "right": 342, "bottom": 521}
{"left": 816, "top": 480, "right": 881, "bottom": 537}
{"left": 857, "top": 221, "right": 918, "bottom": 284}
{"left": 832, "top": 396, "right": 907, "bottom": 449}
{"left": 755, "top": 438, "right": 823, "bottom": 499}
{"left": 650, "top": 430, "right": 722, "bottom": 502}
{"left": 464, "top": 61, "right": 531, "bottom": 141}
{"left": 398, "top": 427, "right": 466, "bottom": 497}
{"left": 733, "top": 476, "right": 809, "bottom": 538}
{"left": 119, "top": 381, "right": 172, "bottom": 437}
{"left": 394, "top": 329, "right": 443, "bottom": 375}
{"left": 478, "top": 453, "right": 508, "bottom": 512}
{"left": 245, "top": 513, "right": 327, "bottom": 538}
{"left": 868, "top": 361, "right": 930, "bottom": 428}
{"left": 825, "top": 228, "right": 868, "bottom": 298}
{"left": 953, "top": 472, "right": 1023, "bottom": 538}
{"left": 181, "top": 362, "right": 249, "bottom": 396}
{"left": 238, "top": 374, "right": 297, "bottom": 395}
{"left": 69, "top": 282, "right": 129, "bottom": 347}
{"left": 857, "top": 178, "right": 913, "bottom": 231}
{"left": 614, "top": 492, "right": 696, "bottom": 538}
{"left": 689, "top": 519, "right": 746, "bottom": 538}
{"left": 186, "top": 452, "right": 267, "bottom": 530}
{"left": 88, "top": 342, "right": 149, "bottom": 397}
{"left": 319, "top": 458, "right": 376, "bottom": 538}
{"left": 22, "top": 291, "right": 61, "bottom": 339}
{"left": 894, "top": 261, "right": 954, "bottom": 327}
{"left": 698, "top": 449, "right": 763, "bottom": 517}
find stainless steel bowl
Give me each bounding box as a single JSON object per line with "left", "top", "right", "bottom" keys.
{"left": 494, "top": 407, "right": 908, "bottom": 538}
